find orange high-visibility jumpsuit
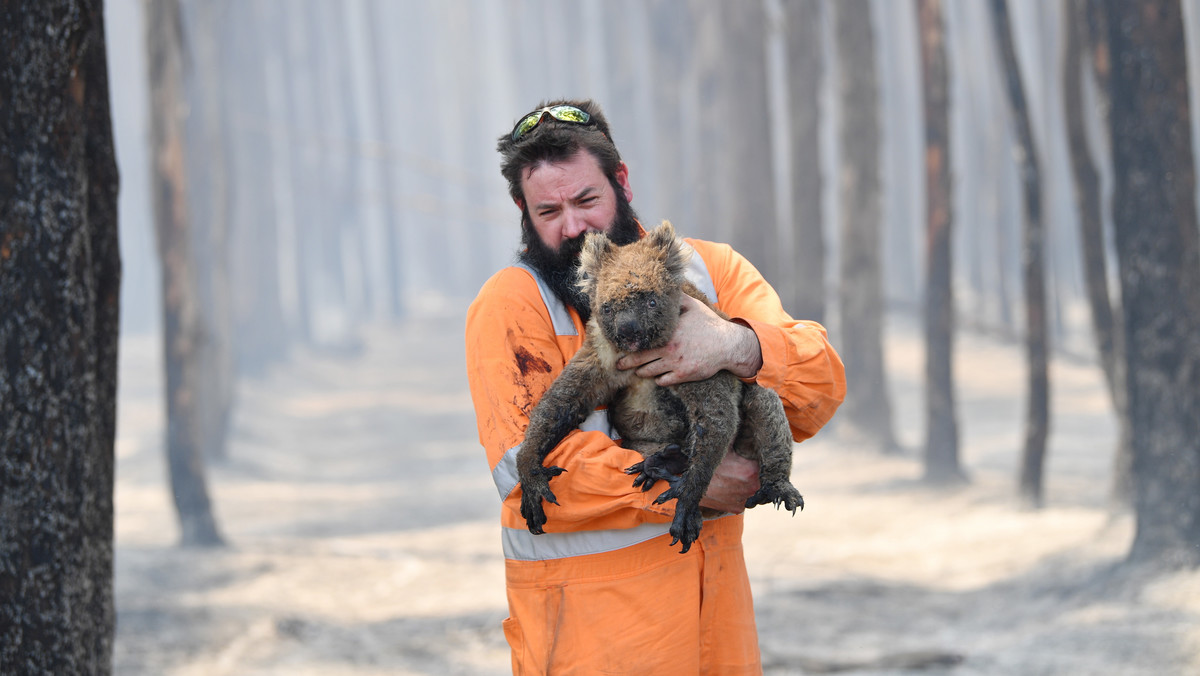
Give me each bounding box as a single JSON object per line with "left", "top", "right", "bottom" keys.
{"left": 466, "top": 236, "right": 845, "bottom": 675}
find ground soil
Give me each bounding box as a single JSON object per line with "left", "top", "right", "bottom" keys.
{"left": 112, "top": 312, "right": 1200, "bottom": 675}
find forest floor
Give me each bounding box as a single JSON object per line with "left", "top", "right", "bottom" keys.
{"left": 112, "top": 310, "right": 1200, "bottom": 675}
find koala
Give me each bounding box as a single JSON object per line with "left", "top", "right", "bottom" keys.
{"left": 516, "top": 221, "right": 803, "bottom": 553}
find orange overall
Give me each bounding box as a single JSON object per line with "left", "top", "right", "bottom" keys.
{"left": 466, "top": 237, "right": 845, "bottom": 675}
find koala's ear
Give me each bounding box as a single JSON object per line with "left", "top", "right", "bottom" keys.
{"left": 649, "top": 220, "right": 691, "bottom": 279}
{"left": 578, "top": 231, "right": 614, "bottom": 291}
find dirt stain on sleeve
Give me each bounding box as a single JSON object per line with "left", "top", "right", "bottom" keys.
{"left": 514, "top": 346, "right": 552, "bottom": 377}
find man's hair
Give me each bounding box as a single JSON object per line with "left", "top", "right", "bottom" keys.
{"left": 497, "top": 98, "right": 623, "bottom": 205}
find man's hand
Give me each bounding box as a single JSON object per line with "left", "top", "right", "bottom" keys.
{"left": 699, "top": 452, "right": 760, "bottom": 514}
{"left": 616, "top": 295, "right": 763, "bottom": 385}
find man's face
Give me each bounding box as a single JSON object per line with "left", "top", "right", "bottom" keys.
{"left": 516, "top": 149, "right": 640, "bottom": 320}
{"left": 517, "top": 149, "right": 633, "bottom": 253}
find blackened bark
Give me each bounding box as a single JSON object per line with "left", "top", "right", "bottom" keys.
{"left": 1064, "top": 0, "right": 1132, "bottom": 509}
{"left": 784, "top": 0, "right": 825, "bottom": 324}
{"left": 834, "top": 0, "right": 898, "bottom": 453}
{"left": 989, "top": 0, "right": 1049, "bottom": 508}
{"left": 1106, "top": 0, "right": 1200, "bottom": 568}
{"left": 0, "top": 1, "right": 118, "bottom": 671}
{"left": 916, "top": 0, "right": 964, "bottom": 485}
{"left": 146, "top": 0, "right": 224, "bottom": 547}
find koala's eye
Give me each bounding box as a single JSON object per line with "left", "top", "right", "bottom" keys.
{"left": 647, "top": 298, "right": 657, "bottom": 309}
{"left": 603, "top": 304, "right": 614, "bottom": 316}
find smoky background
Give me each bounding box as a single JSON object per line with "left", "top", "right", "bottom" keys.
{"left": 94, "top": 1, "right": 1200, "bottom": 673}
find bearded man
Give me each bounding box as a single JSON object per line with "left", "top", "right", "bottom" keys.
{"left": 465, "top": 99, "right": 845, "bottom": 675}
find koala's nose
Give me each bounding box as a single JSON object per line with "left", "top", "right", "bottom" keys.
{"left": 617, "top": 320, "right": 642, "bottom": 343}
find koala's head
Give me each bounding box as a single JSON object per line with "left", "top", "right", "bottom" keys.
{"left": 577, "top": 221, "right": 692, "bottom": 354}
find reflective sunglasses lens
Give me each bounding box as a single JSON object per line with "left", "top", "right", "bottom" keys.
{"left": 512, "top": 112, "right": 543, "bottom": 141}
{"left": 548, "top": 106, "right": 589, "bottom": 124}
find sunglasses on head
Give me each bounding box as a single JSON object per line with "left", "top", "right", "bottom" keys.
{"left": 511, "top": 105, "right": 593, "bottom": 142}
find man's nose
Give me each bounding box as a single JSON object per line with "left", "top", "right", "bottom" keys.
{"left": 562, "top": 209, "right": 589, "bottom": 239}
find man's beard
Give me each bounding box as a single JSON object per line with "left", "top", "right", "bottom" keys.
{"left": 517, "top": 185, "right": 641, "bottom": 324}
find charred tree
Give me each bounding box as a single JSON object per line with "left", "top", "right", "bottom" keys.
{"left": 783, "top": 0, "right": 826, "bottom": 323}
{"left": 916, "top": 0, "right": 965, "bottom": 485}
{"left": 146, "top": 0, "right": 224, "bottom": 547}
{"left": 1106, "top": 0, "right": 1200, "bottom": 568}
{"left": 0, "top": 1, "right": 119, "bottom": 670}
{"left": 990, "top": 0, "right": 1049, "bottom": 508}
{"left": 834, "top": 0, "right": 898, "bottom": 453}
{"left": 1064, "top": 0, "right": 1131, "bottom": 510}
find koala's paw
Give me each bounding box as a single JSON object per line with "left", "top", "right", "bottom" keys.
{"left": 519, "top": 466, "right": 566, "bottom": 534}
{"left": 625, "top": 445, "right": 685, "bottom": 492}
{"left": 668, "top": 505, "right": 704, "bottom": 554}
{"left": 745, "top": 480, "right": 804, "bottom": 515}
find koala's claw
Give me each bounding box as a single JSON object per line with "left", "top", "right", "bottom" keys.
{"left": 625, "top": 457, "right": 683, "bottom": 492}
{"left": 519, "top": 466, "right": 567, "bottom": 534}
{"left": 668, "top": 506, "right": 704, "bottom": 554}
{"left": 745, "top": 481, "right": 804, "bottom": 514}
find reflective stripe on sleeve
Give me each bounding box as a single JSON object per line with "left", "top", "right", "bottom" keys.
{"left": 682, "top": 242, "right": 719, "bottom": 304}
{"left": 492, "top": 409, "right": 616, "bottom": 500}
{"left": 515, "top": 263, "right": 578, "bottom": 336}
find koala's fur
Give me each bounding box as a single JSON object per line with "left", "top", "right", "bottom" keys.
{"left": 516, "top": 221, "right": 803, "bottom": 553}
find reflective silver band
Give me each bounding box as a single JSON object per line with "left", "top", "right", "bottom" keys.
{"left": 502, "top": 521, "right": 673, "bottom": 561}
{"left": 492, "top": 409, "right": 616, "bottom": 500}
{"left": 681, "top": 242, "right": 719, "bottom": 305}
{"left": 515, "top": 263, "right": 578, "bottom": 336}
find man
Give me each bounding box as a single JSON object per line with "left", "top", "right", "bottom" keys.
{"left": 466, "top": 99, "right": 845, "bottom": 675}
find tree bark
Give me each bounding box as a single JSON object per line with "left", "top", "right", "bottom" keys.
{"left": 834, "top": 0, "right": 898, "bottom": 453}
{"left": 0, "top": 1, "right": 119, "bottom": 670}
{"left": 916, "top": 0, "right": 965, "bottom": 485}
{"left": 146, "top": 0, "right": 224, "bottom": 547}
{"left": 784, "top": 0, "right": 825, "bottom": 323}
{"left": 1106, "top": 0, "right": 1200, "bottom": 568}
{"left": 989, "top": 0, "right": 1049, "bottom": 508}
{"left": 1063, "top": 0, "right": 1132, "bottom": 510}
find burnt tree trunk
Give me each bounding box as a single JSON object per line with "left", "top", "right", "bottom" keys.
{"left": 990, "top": 0, "right": 1049, "bottom": 508}
{"left": 916, "top": 0, "right": 965, "bottom": 485}
{"left": 1106, "top": 0, "right": 1200, "bottom": 568}
{"left": 784, "top": 0, "right": 825, "bottom": 323}
{"left": 1064, "top": 0, "right": 1132, "bottom": 510}
{"left": 834, "top": 0, "right": 898, "bottom": 453}
{"left": 0, "top": 1, "right": 119, "bottom": 670}
{"left": 146, "top": 0, "right": 224, "bottom": 547}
